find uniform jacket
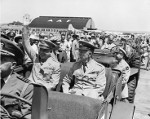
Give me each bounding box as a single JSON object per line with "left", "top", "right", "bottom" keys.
{"left": 1, "top": 73, "right": 33, "bottom": 116}
{"left": 114, "top": 59, "right": 130, "bottom": 84}
{"left": 28, "top": 52, "right": 61, "bottom": 89}
{"left": 63, "top": 59, "right": 106, "bottom": 98}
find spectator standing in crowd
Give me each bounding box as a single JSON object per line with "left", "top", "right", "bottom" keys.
{"left": 80, "top": 33, "right": 85, "bottom": 41}
{"left": 65, "top": 34, "right": 72, "bottom": 62}
{"left": 89, "top": 34, "right": 96, "bottom": 44}
{"left": 63, "top": 41, "right": 106, "bottom": 100}
{"left": 145, "top": 38, "right": 150, "bottom": 70}
{"left": 96, "top": 35, "right": 103, "bottom": 48}
{"left": 89, "top": 34, "right": 99, "bottom": 47}
{"left": 71, "top": 34, "right": 80, "bottom": 61}
{"left": 140, "top": 38, "right": 149, "bottom": 66}
{"left": 22, "top": 26, "right": 61, "bottom": 89}
{"left": 84, "top": 32, "right": 89, "bottom": 41}
{"left": 30, "top": 34, "right": 39, "bottom": 54}
{"left": 101, "top": 36, "right": 109, "bottom": 50}
{"left": 113, "top": 47, "right": 131, "bottom": 101}
{"left": 107, "top": 35, "right": 116, "bottom": 49}
{"left": 59, "top": 34, "right": 68, "bottom": 63}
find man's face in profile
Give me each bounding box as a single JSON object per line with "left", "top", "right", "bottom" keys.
{"left": 0, "top": 56, "right": 16, "bottom": 79}
{"left": 79, "top": 49, "right": 92, "bottom": 62}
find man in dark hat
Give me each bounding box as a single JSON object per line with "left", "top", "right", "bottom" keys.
{"left": 7, "top": 31, "right": 16, "bottom": 41}
{"left": 63, "top": 41, "right": 106, "bottom": 100}
{"left": 0, "top": 37, "right": 32, "bottom": 118}
{"left": 14, "top": 35, "right": 25, "bottom": 54}
{"left": 22, "top": 26, "right": 60, "bottom": 89}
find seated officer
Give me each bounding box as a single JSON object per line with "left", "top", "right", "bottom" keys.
{"left": 0, "top": 37, "right": 32, "bottom": 118}
{"left": 113, "top": 47, "right": 131, "bottom": 100}
{"left": 22, "top": 26, "right": 61, "bottom": 89}
{"left": 62, "top": 41, "right": 106, "bottom": 100}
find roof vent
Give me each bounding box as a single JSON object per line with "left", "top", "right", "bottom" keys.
{"left": 66, "top": 20, "right": 71, "bottom": 22}
{"left": 56, "top": 19, "right": 62, "bottom": 22}
{"left": 48, "top": 19, "right": 53, "bottom": 22}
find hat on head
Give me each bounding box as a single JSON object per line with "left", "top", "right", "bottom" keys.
{"left": 118, "top": 47, "right": 127, "bottom": 58}
{"left": 14, "top": 35, "right": 22, "bottom": 43}
{"left": 1, "top": 37, "right": 24, "bottom": 65}
{"left": 79, "top": 40, "right": 98, "bottom": 52}
{"left": 50, "top": 36, "right": 60, "bottom": 49}
{"left": 39, "top": 39, "right": 58, "bottom": 50}
{"left": 7, "top": 32, "right": 16, "bottom": 39}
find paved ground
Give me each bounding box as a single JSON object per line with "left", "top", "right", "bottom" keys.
{"left": 134, "top": 69, "right": 150, "bottom": 119}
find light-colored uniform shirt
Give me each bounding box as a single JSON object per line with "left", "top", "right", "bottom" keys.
{"left": 65, "top": 40, "right": 72, "bottom": 61}
{"left": 113, "top": 59, "right": 130, "bottom": 98}
{"left": 63, "top": 59, "right": 106, "bottom": 99}
{"left": 31, "top": 44, "right": 38, "bottom": 54}
{"left": 28, "top": 52, "right": 60, "bottom": 88}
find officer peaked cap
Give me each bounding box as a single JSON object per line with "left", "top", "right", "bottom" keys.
{"left": 1, "top": 37, "right": 24, "bottom": 65}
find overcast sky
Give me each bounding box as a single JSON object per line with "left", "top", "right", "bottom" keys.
{"left": 1, "top": 0, "right": 150, "bottom": 32}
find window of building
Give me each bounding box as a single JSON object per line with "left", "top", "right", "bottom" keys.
{"left": 46, "top": 29, "right": 50, "bottom": 31}
{"left": 36, "top": 29, "right": 40, "bottom": 31}
{"left": 42, "top": 29, "right": 45, "bottom": 31}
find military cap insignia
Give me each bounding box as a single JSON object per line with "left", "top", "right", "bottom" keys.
{"left": 126, "top": 66, "right": 129, "bottom": 70}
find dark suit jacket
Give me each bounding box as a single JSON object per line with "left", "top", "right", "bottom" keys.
{"left": 1, "top": 73, "right": 33, "bottom": 116}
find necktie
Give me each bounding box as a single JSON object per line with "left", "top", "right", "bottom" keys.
{"left": 1, "top": 79, "right": 5, "bottom": 89}
{"left": 82, "top": 62, "right": 87, "bottom": 73}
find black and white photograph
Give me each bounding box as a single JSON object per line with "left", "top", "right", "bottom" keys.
{"left": 0, "top": 0, "right": 150, "bottom": 119}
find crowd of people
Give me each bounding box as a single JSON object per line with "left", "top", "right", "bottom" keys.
{"left": 1, "top": 28, "right": 150, "bottom": 68}
{"left": 1, "top": 25, "right": 150, "bottom": 118}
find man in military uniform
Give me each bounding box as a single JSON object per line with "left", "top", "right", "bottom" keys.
{"left": 113, "top": 47, "right": 131, "bottom": 100}
{"left": 63, "top": 41, "right": 106, "bottom": 100}
{"left": 0, "top": 37, "right": 33, "bottom": 119}
{"left": 22, "top": 26, "right": 61, "bottom": 89}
